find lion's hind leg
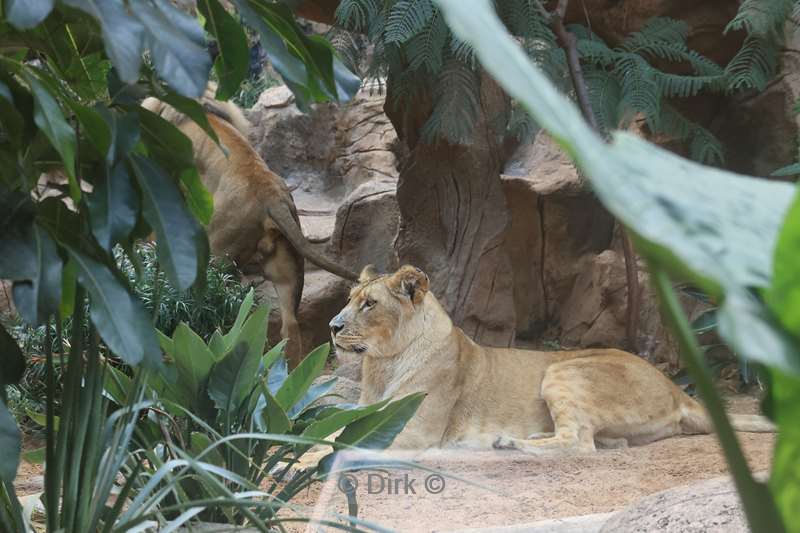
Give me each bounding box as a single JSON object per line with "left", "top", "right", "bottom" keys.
{"left": 263, "top": 236, "right": 304, "bottom": 369}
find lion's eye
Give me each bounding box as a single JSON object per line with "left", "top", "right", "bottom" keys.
{"left": 363, "top": 298, "right": 376, "bottom": 310}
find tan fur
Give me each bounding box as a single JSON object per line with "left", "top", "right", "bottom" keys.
{"left": 329, "top": 265, "right": 775, "bottom": 453}
{"left": 141, "top": 87, "right": 358, "bottom": 367}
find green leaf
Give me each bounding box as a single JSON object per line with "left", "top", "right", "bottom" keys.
{"left": 189, "top": 432, "right": 225, "bottom": 467}
{"left": 60, "top": 257, "right": 77, "bottom": 319}
{"left": 220, "top": 288, "right": 255, "bottom": 351}
{"left": 62, "top": 0, "right": 145, "bottom": 83}
{"left": 21, "top": 447, "right": 45, "bottom": 465}
{"left": 0, "top": 400, "right": 20, "bottom": 483}
{"left": 171, "top": 322, "right": 216, "bottom": 409}
{"left": 0, "top": 82, "right": 25, "bottom": 147}
{"left": 0, "top": 326, "right": 24, "bottom": 388}
{"left": 129, "top": 154, "right": 206, "bottom": 291}
{"left": 64, "top": 246, "right": 161, "bottom": 368}
{"left": 301, "top": 399, "right": 390, "bottom": 442}
{"left": 24, "top": 409, "right": 59, "bottom": 432}
{"left": 435, "top": 0, "right": 800, "bottom": 374}
{"left": 87, "top": 162, "right": 139, "bottom": 251}
{"left": 769, "top": 370, "right": 800, "bottom": 528}
{"left": 71, "top": 103, "right": 111, "bottom": 158}
{"left": 199, "top": 0, "right": 250, "bottom": 100}
{"left": 767, "top": 191, "right": 800, "bottom": 335}
{"left": 275, "top": 343, "right": 330, "bottom": 413}
{"left": 129, "top": 0, "right": 212, "bottom": 97}
{"left": 207, "top": 305, "right": 269, "bottom": 415}
{"left": 179, "top": 168, "right": 214, "bottom": 226}
{"left": 136, "top": 106, "right": 195, "bottom": 173}
{"left": 154, "top": 91, "right": 220, "bottom": 144}
{"left": 255, "top": 382, "right": 291, "bottom": 434}
{"left": 5, "top": 0, "right": 54, "bottom": 29}
{"left": 102, "top": 364, "right": 133, "bottom": 406}
{"left": 772, "top": 162, "right": 800, "bottom": 177}
{"left": 335, "top": 392, "right": 425, "bottom": 449}
{"left": 691, "top": 308, "right": 718, "bottom": 335}
{"left": 232, "top": 0, "right": 360, "bottom": 107}
{"left": 24, "top": 73, "right": 78, "bottom": 201}
{"left": 1, "top": 222, "right": 62, "bottom": 326}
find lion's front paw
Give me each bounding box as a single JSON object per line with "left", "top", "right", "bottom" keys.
{"left": 492, "top": 436, "right": 517, "bottom": 450}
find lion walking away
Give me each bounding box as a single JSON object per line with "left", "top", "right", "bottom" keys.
{"left": 142, "top": 87, "right": 358, "bottom": 368}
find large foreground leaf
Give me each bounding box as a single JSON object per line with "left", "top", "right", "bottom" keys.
{"left": 0, "top": 326, "right": 24, "bottom": 389}
{"left": 199, "top": 0, "right": 250, "bottom": 100}
{"left": 129, "top": 0, "right": 212, "bottom": 97}
{"left": 435, "top": 0, "right": 799, "bottom": 374}
{"left": 335, "top": 392, "right": 425, "bottom": 450}
{"left": 129, "top": 154, "right": 206, "bottom": 291}
{"left": 63, "top": 0, "right": 145, "bottom": 83}
{"left": 64, "top": 247, "right": 160, "bottom": 368}
{"left": 0, "top": 221, "right": 62, "bottom": 326}
{"left": 5, "top": 0, "right": 54, "bottom": 29}
{"left": 208, "top": 305, "right": 269, "bottom": 415}
{"left": 0, "top": 400, "right": 21, "bottom": 484}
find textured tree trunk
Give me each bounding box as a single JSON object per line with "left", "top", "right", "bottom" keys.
{"left": 384, "top": 73, "right": 517, "bottom": 346}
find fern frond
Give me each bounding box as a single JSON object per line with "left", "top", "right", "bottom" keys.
{"left": 653, "top": 104, "right": 725, "bottom": 165}
{"left": 499, "top": 0, "right": 554, "bottom": 43}
{"left": 584, "top": 68, "right": 622, "bottom": 133}
{"left": 326, "top": 27, "right": 364, "bottom": 77}
{"left": 507, "top": 101, "right": 539, "bottom": 142}
{"left": 725, "top": 0, "right": 793, "bottom": 36}
{"left": 615, "top": 54, "right": 661, "bottom": 126}
{"left": 690, "top": 127, "right": 725, "bottom": 165}
{"left": 385, "top": 0, "right": 435, "bottom": 44}
{"left": 450, "top": 35, "right": 476, "bottom": 67}
{"left": 421, "top": 61, "right": 480, "bottom": 144}
{"left": 405, "top": 8, "right": 449, "bottom": 72}
{"left": 622, "top": 17, "right": 689, "bottom": 49}
{"left": 335, "top": 0, "right": 379, "bottom": 32}
{"left": 725, "top": 35, "right": 779, "bottom": 91}
{"left": 577, "top": 39, "right": 618, "bottom": 67}
{"left": 654, "top": 72, "right": 722, "bottom": 98}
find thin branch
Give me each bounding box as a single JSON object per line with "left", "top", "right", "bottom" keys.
{"left": 546, "top": 0, "right": 641, "bottom": 353}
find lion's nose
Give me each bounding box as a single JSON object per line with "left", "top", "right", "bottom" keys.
{"left": 329, "top": 314, "right": 345, "bottom": 335}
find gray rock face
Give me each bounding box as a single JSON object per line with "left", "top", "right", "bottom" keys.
{"left": 599, "top": 476, "right": 749, "bottom": 533}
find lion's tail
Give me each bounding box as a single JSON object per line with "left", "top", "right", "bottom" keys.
{"left": 679, "top": 395, "right": 775, "bottom": 434}
{"left": 266, "top": 203, "right": 359, "bottom": 282}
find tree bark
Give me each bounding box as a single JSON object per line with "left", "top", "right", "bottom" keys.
{"left": 384, "top": 73, "right": 518, "bottom": 346}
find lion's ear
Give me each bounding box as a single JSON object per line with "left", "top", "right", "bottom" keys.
{"left": 388, "top": 265, "right": 429, "bottom": 305}
{"left": 359, "top": 265, "right": 379, "bottom": 283}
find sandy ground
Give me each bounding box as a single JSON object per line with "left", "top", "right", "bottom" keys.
{"left": 13, "top": 395, "right": 774, "bottom": 532}
{"left": 285, "top": 394, "right": 775, "bottom": 532}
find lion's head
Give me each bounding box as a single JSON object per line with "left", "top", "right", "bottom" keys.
{"left": 329, "top": 265, "right": 431, "bottom": 358}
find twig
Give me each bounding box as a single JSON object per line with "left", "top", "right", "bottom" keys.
{"left": 546, "top": 0, "right": 641, "bottom": 353}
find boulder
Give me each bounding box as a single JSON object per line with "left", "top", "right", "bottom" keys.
{"left": 599, "top": 476, "right": 749, "bottom": 532}
{"left": 501, "top": 133, "right": 615, "bottom": 340}
{"left": 328, "top": 180, "right": 400, "bottom": 274}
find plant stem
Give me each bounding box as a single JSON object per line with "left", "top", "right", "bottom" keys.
{"left": 651, "top": 267, "right": 785, "bottom": 533}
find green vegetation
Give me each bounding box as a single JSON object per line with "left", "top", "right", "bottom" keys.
{"left": 330, "top": 0, "right": 792, "bottom": 162}
{"left": 434, "top": 0, "right": 800, "bottom": 530}
{"left": 0, "top": 1, "right": 412, "bottom": 531}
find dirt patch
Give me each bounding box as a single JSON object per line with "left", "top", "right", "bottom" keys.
{"left": 290, "top": 393, "right": 774, "bottom": 532}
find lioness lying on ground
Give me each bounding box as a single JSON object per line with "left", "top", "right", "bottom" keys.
{"left": 142, "top": 88, "right": 358, "bottom": 367}
{"left": 329, "top": 265, "right": 773, "bottom": 453}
